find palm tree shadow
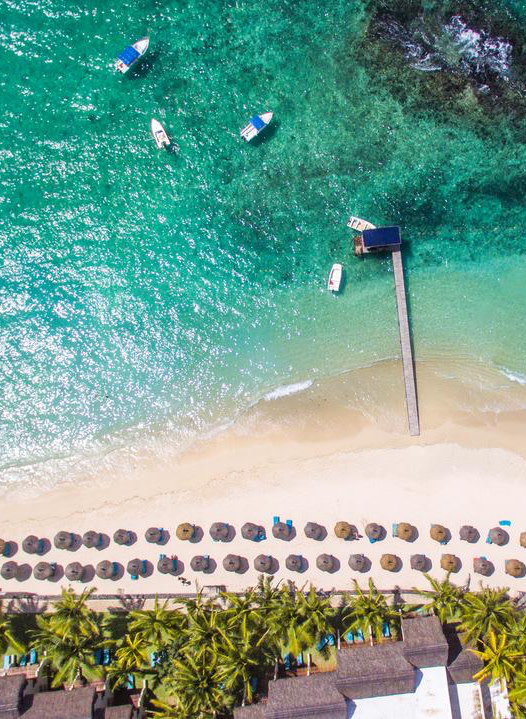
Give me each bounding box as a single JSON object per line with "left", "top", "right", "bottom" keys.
{"left": 203, "top": 559, "right": 217, "bottom": 575}
{"left": 48, "top": 565, "right": 65, "bottom": 583}
{"left": 15, "top": 564, "right": 32, "bottom": 582}
{"left": 81, "top": 565, "right": 96, "bottom": 583}
{"left": 236, "top": 557, "right": 249, "bottom": 575}
{"left": 7, "top": 596, "right": 48, "bottom": 614}
{"left": 189, "top": 527, "right": 204, "bottom": 543}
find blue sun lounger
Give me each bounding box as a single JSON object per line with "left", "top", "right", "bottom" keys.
{"left": 356, "top": 629, "right": 364, "bottom": 643}
{"left": 382, "top": 622, "right": 391, "bottom": 638}
{"left": 29, "top": 649, "right": 37, "bottom": 665}
{"left": 345, "top": 630, "right": 354, "bottom": 643}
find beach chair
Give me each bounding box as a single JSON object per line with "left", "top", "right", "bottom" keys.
{"left": 256, "top": 529, "right": 266, "bottom": 541}
{"left": 316, "top": 636, "right": 329, "bottom": 651}
{"left": 382, "top": 622, "right": 391, "bottom": 638}
{"left": 3, "top": 543, "right": 11, "bottom": 558}
{"left": 368, "top": 537, "right": 377, "bottom": 544}
{"left": 69, "top": 533, "right": 75, "bottom": 546}
{"left": 486, "top": 533, "right": 492, "bottom": 544}
{"left": 327, "top": 634, "right": 335, "bottom": 646}
{"left": 126, "top": 531, "right": 133, "bottom": 545}
{"left": 19, "top": 654, "right": 27, "bottom": 667}
{"left": 28, "top": 649, "right": 37, "bottom": 665}
{"left": 96, "top": 534, "right": 104, "bottom": 548}
{"left": 111, "top": 562, "right": 119, "bottom": 577}
{"left": 499, "top": 520, "right": 511, "bottom": 526}
{"left": 126, "top": 674, "right": 135, "bottom": 689}
{"left": 345, "top": 631, "right": 354, "bottom": 644}
{"left": 2, "top": 656, "right": 11, "bottom": 670}
{"left": 159, "top": 528, "right": 164, "bottom": 542}
{"left": 36, "top": 539, "right": 45, "bottom": 554}
{"left": 50, "top": 562, "right": 57, "bottom": 576}
{"left": 150, "top": 652, "right": 157, "bottom": 667}
{"left": 103, "top": 649, "right": 111, "bottom": 665}
{"left": 250, "top": 677, "right": 258, "bottom": 693}
{"left": 131, "top": 574, "right": 138, "bottom": 581}
{"left": 283, "top": 653, "right": 291, "bottom": 671}
{"left": 141, "top": 560, "right": 147, "bottom": 576}
{"left": 286, "top": 519, "right": 293, "bottom": 531}
{"left": 94, "top": 649, "right": 103, "bottom": 665}
{"left": 356, "top": 629, "right": 364, "bottom": 643}
{"left": 297, "top": 651, "right": 304, "bottom": 665}
{"left": 273, "top": 516, "right": 279, "bottom": 525}
{"left": 392, "top": 523, "right": 399, "bottom": 538}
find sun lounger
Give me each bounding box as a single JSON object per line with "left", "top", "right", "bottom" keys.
{"left": 159, "top": 528, "right": 164, "bottom": 542}
{"left": 37, "top": 539, "right": 45, "bottom": 554}
{"left": 297, "top": 652, "right": 303, "bottom": 665}
{"left": 94, "top": 649, "right": 103, "bottom": 665}
{"left": 356, "top": 629, "right": 364, "bottom": 643}
{"left": 141, "top": 560, "right": 147, "bottom": 575}
{"left": 28, "top": 649, "right": 37, "bottom": 665}
{"left": 103, "top": 649, "right": 111, "bottom": 665}
{"left": 499, "top": 520, "right": 511, "bottom": 526}
{"left": 382, "top": 622, "right": 391, "bottom": 638}
{"left": 345, "top": 631, "right": 354, "bottom": 643}
{"left": 3, "top": 544, "right": 11, "bottom": 558}
{"left": 126, "top": 674, "right": 135, "bottom": 689}
{"left": 2, "top": 656, "right": 11, "bottom": 670}
{"left": 111, "top": 562, "right": 119, "bottom": 577}
{"left": 150, "top": 652, "right": 157, "bottom": 667}
{"left": 19, "top": 654, "right": 27, "bottom": 667}
{"left": 250, "top": 677, "right": 258, "bottom": 693}
{"left": 283, "top": 653, "right": 291, "bottom": 671}
{"left": 392, "top": 523, "right": 399, "bottom": 538}
{"left": 286, "top": 519, "right": 292, "bottom": 529}
{"left": 96, "top": 534, "right": 103, "bottom": 548}
{"left": 273, "top": 516, "right": 279, "bottom": 525}
{"left": 50, "top": 562, "right": 57, "bottom": 576}
{"left": 486, "top": 533, "right": 492, "bottom": 544}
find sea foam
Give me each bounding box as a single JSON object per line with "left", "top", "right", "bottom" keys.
{"left": 263, "top": 380, "right": 313, "bottom": 402}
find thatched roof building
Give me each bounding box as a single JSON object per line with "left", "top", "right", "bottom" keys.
{"left": 22, "top": 686, "right": 95, "bottom": 719}
{"left": 267, "top": 672, "right": 347, "bottom": 719}
{"left": 336, "top": 643, "right": 414, "bottom": 699}
{"left": 0, "top": 675, "right": 25, "bottom": 717}
{"left": 401, "top": 616, "right": 449, "bottom": 668}
{"left": 104, "top": 705, "right": 133, "bottom": 719}
{"left": 234, "top": 705, "right": 266, "bottom": 719}
{"left": 447, "top": 645, "right": 483, "bottom": 684}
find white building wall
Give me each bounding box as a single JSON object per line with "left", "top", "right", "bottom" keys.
{"left": 455, "top": 682, "right": 485, "bottom": 719}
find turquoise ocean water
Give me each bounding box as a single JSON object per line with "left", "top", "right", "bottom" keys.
{"left": 1, "top": 0, "right": 526, "bottom": 480}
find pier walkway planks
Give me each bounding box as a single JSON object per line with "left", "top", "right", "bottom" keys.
{"left": 391, "top": 248, "right": 420, "bottom": 436}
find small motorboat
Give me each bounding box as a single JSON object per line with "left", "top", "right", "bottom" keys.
{"left": 150, "top": 118, "right": 170, "bottom": 149}
{"left": 240, "top": 112, "right": 273, "bottom": 142}
{"left": 328, "top": 263, "right": 343, "bottom": 292}
{"left": 115, "top": 37, "right": 149, "bottom": 74}
{"left": 347, "top": 215, "right": 376, "bottom": 232}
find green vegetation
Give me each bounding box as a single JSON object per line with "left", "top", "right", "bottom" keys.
{"left": 2, "top": 576, "right": 526, "bottom": 717}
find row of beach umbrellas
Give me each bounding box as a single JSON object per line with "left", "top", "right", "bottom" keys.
{"left": 1, "top": 523, "right": 521, "bottom": 555}
{"left": 2, "top": 554, "right": 525, "bottom": 581}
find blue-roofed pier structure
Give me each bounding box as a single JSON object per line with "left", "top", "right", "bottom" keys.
{"left": 353, "top": 225, "right": 420, "bottom": 436}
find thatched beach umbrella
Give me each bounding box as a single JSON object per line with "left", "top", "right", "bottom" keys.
{"left": 114, "top": 529, "right": 131, "bottom": 545}
{"left": 158, "top": 557, "right": 176, "bottom": 574}
{"left": 272, "top": 522, "right": 290, "bottom": 540}
{"left": 430, "top": 525, "right": 448, "bottom": 543}
{"left": 441, "top": 554, "right": 459, "bottom": 572}
{"left": 190, "top": 555, "right": 209, "bottom": 572}
{"left": 520, "top": 532, "right": 526, "bottom": 549}
{"left": 83, "top": 531, "right": 99, "bottom": 548}
{"left": 380, "top": 554, "right": 398, "bottom": 572}
{"left": 286, "top": 555, "right": 303, "bottom": 572}
{"left": 176, "top": 523, "right": 194, "bottom": 541}
{"left": 96, "top": 561, "right": 114, "bottom": 579}
{"left": 223, "top": 554, "right": 241, "bottom": 572}
{"left": 460, "top": 525, "right": 479, "bottom": 543}
{"left": 241, "top": 523, "right": 260, "bottom": 541}
{"left": 397, "top": 523, "right": 415, "bottom": 541}
{"left": 410, "top": 554, "right": 427, "bottom": 571}
{"left": 54, "top": 531, "right": 72, "bottom": 550}
{"left": 65, "top": 562, "right": 84, "bottom": 581}
{"left": 127, "top": 559, "right": 143, "bottom": 577}
{"left": 489, "top": 527, "right": 509, "bottom": 546}
{"left": 316, "top": 554, "right": 335, "bottom": 572}
{"left": 23, "top": 535, "right": 39, "bottom": 554}
{"left": 334, "top": 522, "right": 353, "bottom": 540}
{"left": 210, "top": 523, "right": 229, "bottom": 541}
{"left": 254, "top": 555, "right": 273, "bottom": 573}
{"left": 348, "top": 554, "right": 367, "bottom": 572}
{"left": 506, "top": 559, "right": 526, "bottom": 578}
{"left": 145, "top": 527, "right": 162, "bottom": 544}
{"left": 365, "top": 523, "right": 383, "bottom": 541}
{"left": 34, "top": 562, "right": 53, "bottom": 580}
{"left": 1, "top": 562, "right": 18, "bottom": 580}
{"left": 305, "top": 522, "right": 324, "bottom": 540}
{"left": 474, "top": 558, "right": 493, "bottom": 576}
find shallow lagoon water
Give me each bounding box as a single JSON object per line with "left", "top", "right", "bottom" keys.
{"left": 1, "top": 0, "right": 526, "bottom": 479}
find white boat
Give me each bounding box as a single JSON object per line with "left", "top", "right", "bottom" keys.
{"left": 347, "top": 215, "right": 376, "bottom": 232}
{"left": 240, "top": 112, "right": 273, "bottom": 141}
{"left": 115, "top": 37, "right": 149, "bottom": 74}
{"left": 328, "top": 263, "right": 343, "bottom": 292}
{"left": 150, "top": 118, "right": 170, "bottom": 149}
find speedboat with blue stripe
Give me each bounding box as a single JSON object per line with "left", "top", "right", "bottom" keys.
{"left": 240, "top": 112, "right": 273, "bottom": 141}
{"left": 115, "top": 37, "right": 149, "bottom": 73}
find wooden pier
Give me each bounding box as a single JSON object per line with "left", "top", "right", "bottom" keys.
{"left": 351, "top": 221, "right": 420, "bottom": 436}
{"left": 391, "top": 248, "right": 420, "bottom": 436}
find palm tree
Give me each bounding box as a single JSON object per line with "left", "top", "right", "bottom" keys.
{"left": 345, "top": 579, "right": 399, "bottom": 642}
{"left": 217, "top": 622, "right": 272, "bottom": 706}
{"left": 221, "top": 588, "right": 263, "bottom": 633}
{"left": 471, "top": 631, "right": 523, "bottom": 689}
{"left": 183, "top": 607, "right": 225, "bottom": 662}
{"left": 128, "top": 597, "right": 182, "bottom": 649}
{"left": 509, "top": 672, "right": 526, "bottom": 711}
{"left": 31, "top": 617, "right": 102, "bottom": 687}
{"left": 413, "top": 573, "right": 464, "bottom": 623}
{"left": 298, "top": 586, "right": 337, "bottom": 672}
{"left": 149, "top": 697, "right": 197, "bottom": 718}
{"left": 48, "top": 587, "right": 99, "bottom": 640}
{"left": 0, "top": 601, "right": 24, "bottom": 654}
{"left": 115, "top": 633, "right": 149, "bottom": 674}
{"left": 167, "top": 653, "right": 229, "bottom": 718}
{"left": 459, "top": 586, "right": 515, "bottom": 644}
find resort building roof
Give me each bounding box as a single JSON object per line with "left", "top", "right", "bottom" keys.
{"left": 362, "top": 226, "right": 401, "bottom": 250}
{"left": 401, "top": 615, "right": 449, "bottom": 668}
{"left": 21, "top": 686, "right": 95, "bottom": 719}
{"left": 0, "top": 675, "right": 25, "bottom": 718}
{"left": 335, "top": 643, "right": 414, "bottom": 699}
{"left": 266, "top": 672, "right": 346, "bottom": 719}
{"left": 104, "top": 705, "right": 133, "bottom": 719}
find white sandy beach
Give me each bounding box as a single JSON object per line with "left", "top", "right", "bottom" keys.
{"left": 1, "top": 358, "right": 526, "bottom": 598}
